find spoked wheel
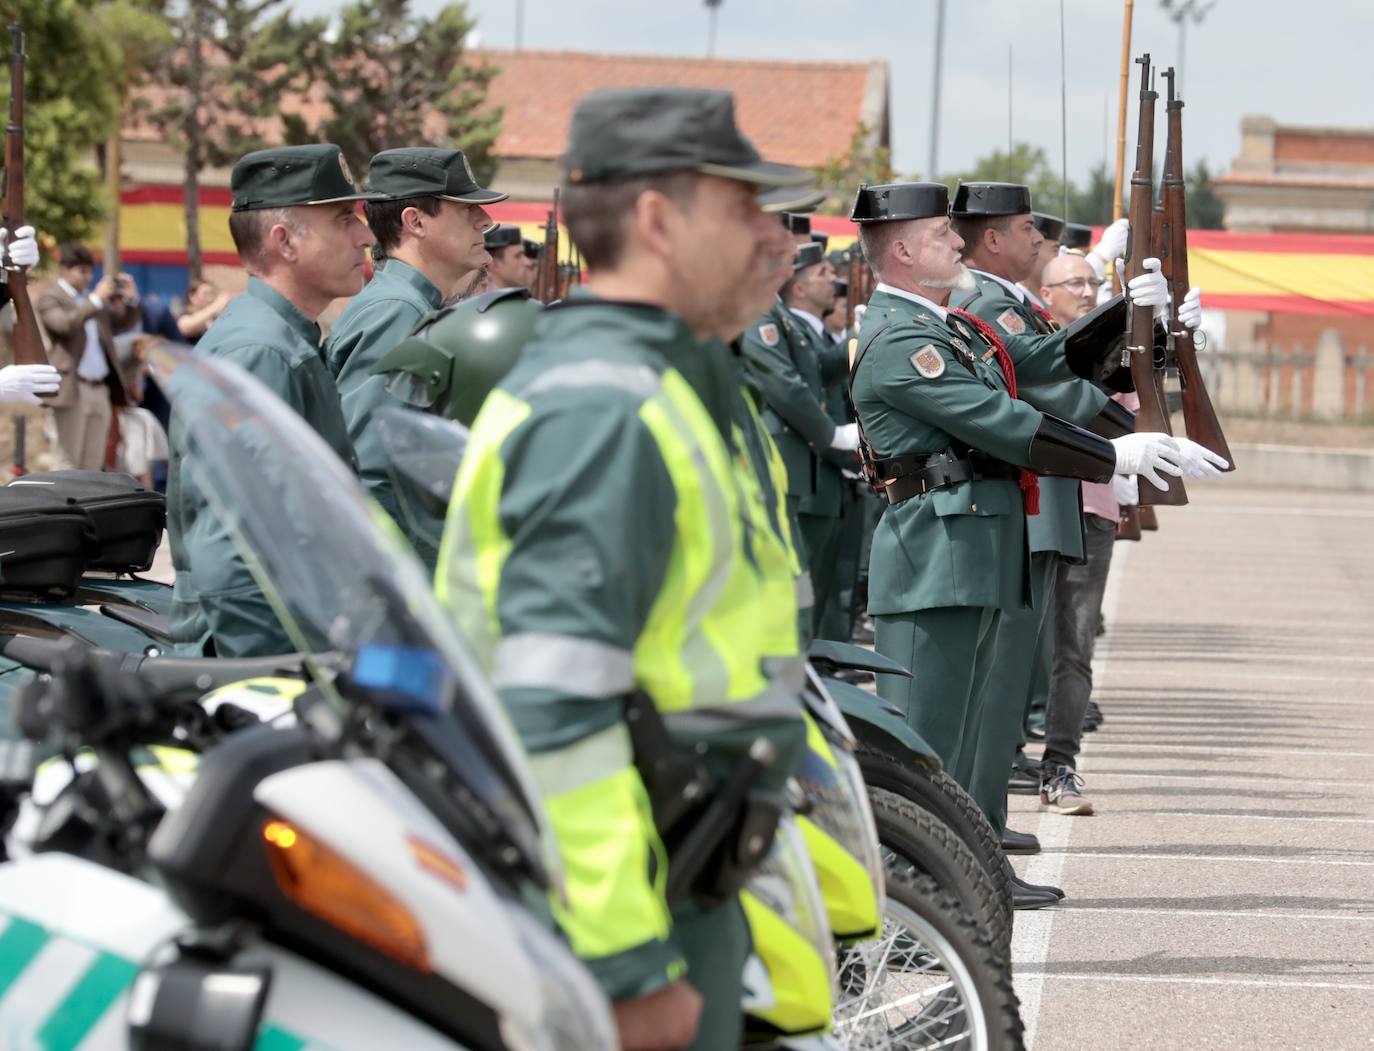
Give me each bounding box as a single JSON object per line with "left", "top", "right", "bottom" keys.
{"left": 833, "top": 866, "right": 1024, "bottom": 1051}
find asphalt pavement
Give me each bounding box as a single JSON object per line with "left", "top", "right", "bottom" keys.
{"left": 1009, "top": 483, "right": 1374, "bottom": 1049}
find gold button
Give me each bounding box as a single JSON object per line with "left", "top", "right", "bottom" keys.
{"left": 971, "top": 503, "right": 978, "bottom": 512}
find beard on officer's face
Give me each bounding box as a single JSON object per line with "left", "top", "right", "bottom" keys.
{"left": 926, "top": 263, "right": 976, "bottom": 293}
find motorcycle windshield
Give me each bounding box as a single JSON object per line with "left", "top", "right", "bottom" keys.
{"left": 149, "top": 343, "right": 555, "bottom": 887}
{"left": 374, "top": 407, "right": 468, "bottom": 557}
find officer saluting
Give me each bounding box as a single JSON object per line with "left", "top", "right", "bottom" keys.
{"left": 168, "top": 144, "right": 381, "bottom": 657}
{"left": 848, "top": 181, "right": 1204, "bottom": 907}
{"left": 436, "top": 88, "right": 813, "bottom": 1050}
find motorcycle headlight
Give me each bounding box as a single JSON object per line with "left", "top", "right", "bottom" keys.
{"left": 498, "top": 901, "right": 616, "bottom": 1051}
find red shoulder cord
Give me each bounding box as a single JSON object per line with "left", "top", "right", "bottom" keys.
{"left": 1028, "top": 301, "right": 1059, "bottom": 331}
{"left": 949, "top": 308, "right": 1040, "bottom": 516}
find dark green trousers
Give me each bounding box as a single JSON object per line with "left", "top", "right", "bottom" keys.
{"left": 873, "top": 605, "right": 1002, "bottom": 790}
{"left": 970, "top": 551, "right": 1059, "bottom": 836}
{"left": 817, "top": 481, "right": 868, "bottom": 641}
{"left": 799, "top": 511, "right": 843, "bottom": 640}
{"left": 675, "top": 896, "right": 751, "bottom": 1051}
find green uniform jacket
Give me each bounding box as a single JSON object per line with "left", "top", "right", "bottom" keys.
{"left": 450, "top": 298, "right": 805, "bottom": 1000}
{"left": 326, "top": 259, "right": 445, "bottom": 525}
{"left": 740, "top": 300, "right": 846, "bottom": 515}
{"left": 853, "top": 289, "right": 1077, "bottom": 616}
{"left": 953, "top": 270, "right": 1109, "bottom": 562}
{"left": 167, "top": 277, "right": 357, "bottom": 656}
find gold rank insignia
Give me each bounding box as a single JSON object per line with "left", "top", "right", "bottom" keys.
{"left": 996, "top": 308, "right": 1027, "bottom": 335}
{"left": 910, "top": 345, "right": 946, "bottom": 379}
{"left": 758, "top": 322, "right": 779, "bottom": 346}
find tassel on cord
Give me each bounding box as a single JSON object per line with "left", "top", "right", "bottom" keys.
{"left": 950, "top": 308, "right": 1042, "bottom": 516}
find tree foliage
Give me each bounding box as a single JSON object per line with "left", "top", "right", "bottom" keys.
{"left": 1186, "top": 158, "right": 1225, "bottom": 229}
{"left": 295, "top": 0, "right": 501, "bottom": 184}
{"left": 0, "top": 0, "right": 123, "bottom": 248}
{"left": 813, "top": 124, "right": 899, "bottom": 216}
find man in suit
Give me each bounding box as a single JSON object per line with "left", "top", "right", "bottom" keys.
{"left": 36, "top": 245, "right": 127, "bottom": 469}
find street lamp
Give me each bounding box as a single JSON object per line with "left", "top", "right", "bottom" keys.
{"left": 705, "top": 0, "right": 723, "bottom": 58}
{"left": 1160, "top": 0, "right": 1216, "bottom": 93}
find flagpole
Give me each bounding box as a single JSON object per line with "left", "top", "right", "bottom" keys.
{"left": 1112, "top": 0, "right": 1135, "bottom": 225}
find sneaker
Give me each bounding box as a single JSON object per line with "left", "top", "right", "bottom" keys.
{"left": 1041, "top": 765, "right": 1094, "bottom": 816}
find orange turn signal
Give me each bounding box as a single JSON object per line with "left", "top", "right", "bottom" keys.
{"left": 261, "top": 818, "right": 430, "bottom": 972}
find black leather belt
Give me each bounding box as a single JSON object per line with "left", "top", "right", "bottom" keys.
{"left": 873, "top": 449, "right": 1019, "bottom": 506}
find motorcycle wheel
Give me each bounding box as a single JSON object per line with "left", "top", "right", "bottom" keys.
{"left": 833, "top": 865, "right": 1025, "bottom": 1051}
{"left": 867, "top": 788, "right": 1013, "bottom": 960}
{"left": 857, "top": 745, "right": 1013, "bottom": 956}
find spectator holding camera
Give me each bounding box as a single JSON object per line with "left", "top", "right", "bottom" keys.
{"left": 35, "top": 245, "right": 128, "bottom": 469}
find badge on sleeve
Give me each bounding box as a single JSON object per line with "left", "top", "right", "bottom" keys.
{"left": 758, "top": 323, "right": 780, "bottom": 347}
{"left": 996, "top": 309, "right": 1026, "bottom": 335}
{"left": 909, "top": 345, "right": 946, "bottom": 379}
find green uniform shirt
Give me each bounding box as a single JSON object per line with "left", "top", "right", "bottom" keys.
{"left": 853, "top": 288, "right": 1075, "bottom": 615}
{"left": 953, "top": 270, "right": 1107, "bottom": 561}
{"left": 466, "top": 296, "right": 805, "bottom": 998}
{"left": 740, "top": 299, "right": 845, "bottom": 514}
{"left": 168, "top": 277, "right": 357, "bottom": 656}
{"left": 326, "top": 259, "right": 445, "bottom": 526}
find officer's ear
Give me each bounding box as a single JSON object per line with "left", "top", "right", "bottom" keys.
{"left": 634, "top": 187, "right": 684, "bottom": 261}
{"left": 264, "top": 216, "right": 300, "bottom": 264}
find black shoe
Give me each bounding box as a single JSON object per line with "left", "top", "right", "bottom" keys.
{"left": 1086, "top": 700, "right": 1104, "bottom": 725}
{"left": 1010, "top": 874, "right": 1059, "bottom": 910}
{"left": 851, "top": 618, "right": 875, "bottom": 645}
{"left": 1001, "top": 828, "right": 1041, "bottom": 854}
{"left": 1008, "top": 767, "right": 1040, "bottom": 795}
{"left": 1012, "top": 873, "right": 1065, "bottom": 901}
{"left": 1012, "top": 750, "right": 1041, "bottom": 777}
{"left": 1026, "top": 724, "right": 1046, "bottom": 741}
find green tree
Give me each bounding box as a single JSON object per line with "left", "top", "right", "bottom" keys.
{"left": 93, "top": 0, "right": 174, "bottom": 272}
{"left": 947, "top": 143, "right": 1066, "bottom": 208}
{"left": 1065, "top": 162, "right": 1118, "bottom": 227}
{"left": 813, "top": 123, "right": 899, "bottom": 216}
{"left": 298, "top": 0, "right": 500, "bottom": 185}
{"left": 0, "top": 0, "right": 122, "bottom": 248}
{"left": 151, "top": 0, "right": 316, "bottom": 278}
{"left": 1186, "top": 158, "right": 1225, "bottom": 229}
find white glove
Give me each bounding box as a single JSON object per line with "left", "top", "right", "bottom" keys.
{"left": 1125, "top": 258, "right": 1169, "bottom": 320}
{"left": 1091, "top": 218, "right": 1129, "bottom": 268}
{"left": 0, "top": 225, "right": 38, "bottom": 269}
{"left": 830, "top": 422, "right": 860, "bottom": 451}
{"left": 0, "top": 363, "right": 60, "bottom": 404}
{"left": 1177, "top": 286, "right": 1202, "bottom": 331}
{"left": 1110, "top": 431, "right": 1186, "bottom": 492}
{"left": 852, "top": 303, "right": 867, "bottom": 328}
{"left": 1111, "top": 474, "right": 1139, "bottom": 507}
{"left": 1170, "top": 435, "right": 1229, "bottom": 478}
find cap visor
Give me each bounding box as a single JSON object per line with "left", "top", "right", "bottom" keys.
{"left": 439, "top": 188, "right": 511, "bottom": 205}
{"left": 307, "top": 191, "right": 390, "bottom": 205}
{"left": 697, "top": 158, "right": 812, "bottom": 189}
{"left": 760, "top": 186, "right": 827, "bottom": 214}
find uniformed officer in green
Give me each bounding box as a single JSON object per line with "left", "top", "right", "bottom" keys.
{"left": 328, "top": 147, "right": 507, "bottom": 538}
{"left": 740, "top": 233, "right": 859, "bottom": 640}
{"left": 848, "top": 181, "right": 1206, "bottom": 906}
{"left": 950, "top": 183, "right": 1128, "bottom": 857}
{"left": 435, "top": 87, "right": 814, "bottom": 1051}
{"left": 167, "top": 144, "right": 381, "bottom": 657}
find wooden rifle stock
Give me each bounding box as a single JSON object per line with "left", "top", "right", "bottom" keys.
{"left": 3, "top": 24, "right": 48, "bottom": 370}
{"left": 1123, "top": 53, "right": 1185, "bottom": 506}
{"left": 1116, "top": 505, "right": 1143, "bottom": 541}
{"left": 1162, "top": 69, "right": 1234, "bottom": 470}
{"left": 534, "top": 188, "right": 560, "bottom": 303}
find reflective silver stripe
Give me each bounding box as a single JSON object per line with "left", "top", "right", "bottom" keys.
{"left": 662, "top": 661, "right": 806, "bottom": 737}
{"left": 525, "top": 361, "right": 662, "bottom": 399}
{"left": 795, "top": 571, "right": 815, "bottom": 610}
{"left": 529, "top": 722, "right": 634, "bottom": 797}
{"left": 493, "top": 632, "right": 636, "bottom": 697}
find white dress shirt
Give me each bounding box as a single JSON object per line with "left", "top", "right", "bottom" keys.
{"left": 57, "top": 277, "right": 109, "bottom": 382}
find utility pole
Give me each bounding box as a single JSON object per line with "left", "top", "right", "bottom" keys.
{"left": 928, "top": 0, "right": 945, "bottom": 180}
{"left": 515, "top": 0, "right": 524, "bottom": 49}
{"left": 705, "top": 0, "right": 722, "bottom": 58}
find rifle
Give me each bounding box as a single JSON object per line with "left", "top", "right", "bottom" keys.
{"left": 533, "top": 188, "right": 560, "bottom": 303}
{"left": 1160, "top": 67, "right": 1234, "bottom": 470}
{"left": 1122, "top": 53, "right": 1185, "bottom": 507}
{"left": 2, "top": 24, "right": 49, "bottom": 370}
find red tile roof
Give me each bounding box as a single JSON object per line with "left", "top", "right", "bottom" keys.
{"left": 476, "top": 50, "right": 882, "bottom": 168}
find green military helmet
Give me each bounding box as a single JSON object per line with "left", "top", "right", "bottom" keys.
{"left": 371, "top": 287, "right": 543, "bottom": 426}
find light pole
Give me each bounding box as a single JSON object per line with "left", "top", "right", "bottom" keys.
{"left": 705, "top": 0, "right": 722, "bottom": 58}
{"left": 929, "top": 0, "right": 946, "bottom": 180}
{"left": 1160, "top": 0, "right": 1215, "bottom": 93}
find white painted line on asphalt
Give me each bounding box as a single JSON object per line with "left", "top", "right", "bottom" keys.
{"left": 1023, "top": 973, "right": 1374, "bottom": 992}
{"left": 1011, "top": 542, "right": 1133, "bottom": 1049}
{"left": 1051, "top": 906, "right": 1374, "bottom": 923}
{"left": 1147, "top": 810, "right": 1374, "bottom": 827}
{"left": 1090, "top": 770, "right": 1374, "bottom": 789}
{"left": 1038, "top": 850, "right": 1374, "bottom": 867}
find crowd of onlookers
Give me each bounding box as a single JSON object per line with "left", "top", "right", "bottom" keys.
{"left": 14, "top": 245, "right": 231, "bottom": 489}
